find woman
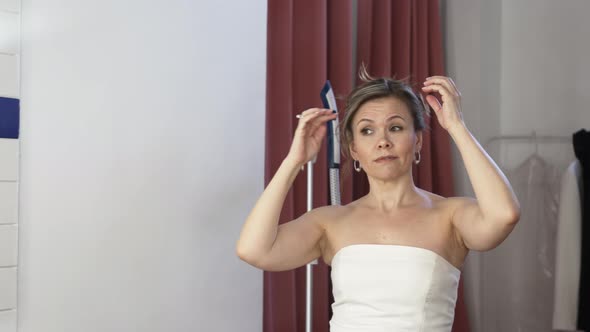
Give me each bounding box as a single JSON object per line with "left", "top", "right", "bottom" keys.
{"left": 236, "top": 70, "right": 520, "bottom": 331}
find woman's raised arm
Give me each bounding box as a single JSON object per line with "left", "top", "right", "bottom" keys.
{"left": 236, "top": 108, "right": 337, "bottom": 271}
{"left": 422, "top": 77, "right": 520, "bottom": 251}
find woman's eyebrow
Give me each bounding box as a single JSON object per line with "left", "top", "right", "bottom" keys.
{"left": 356, "top": 115, "right": 405, "bottom": 126}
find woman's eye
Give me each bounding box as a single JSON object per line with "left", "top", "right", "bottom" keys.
{"left": 390, "top": 126, "right": 403, "bottom": 131}
{"left": 360, "top": 128, "right": 373, "bottom": 135}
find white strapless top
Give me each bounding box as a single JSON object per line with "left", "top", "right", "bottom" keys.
{"left": 330, "top": 244, "right": 461, "bottom": 332}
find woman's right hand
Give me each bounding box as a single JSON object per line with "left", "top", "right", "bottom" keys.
{"left": 286, "top": 108, "right": 338, "bottom": 167}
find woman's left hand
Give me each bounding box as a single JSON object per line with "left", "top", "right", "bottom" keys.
{"left": 421, "top": 76, "right": 465, "bottom": 132}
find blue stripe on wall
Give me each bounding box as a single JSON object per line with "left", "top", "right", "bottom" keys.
{"left": 0, "top": 97, "right": 19, "bottom": 139}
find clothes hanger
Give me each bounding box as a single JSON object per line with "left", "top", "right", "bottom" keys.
{"left": 519, "top": 130, "right": 547, "bottom": 166}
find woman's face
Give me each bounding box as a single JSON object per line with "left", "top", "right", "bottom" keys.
{"left": 349, "top": 97, "right": 422, "bottom": 181}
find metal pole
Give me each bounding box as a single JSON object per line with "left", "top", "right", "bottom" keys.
{"left": 305, "top": 160, "right": 316, "bottom": 332}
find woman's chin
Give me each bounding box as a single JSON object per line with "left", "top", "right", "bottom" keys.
{"left": 367, "top": 169, "right": 407, "bottom": 182}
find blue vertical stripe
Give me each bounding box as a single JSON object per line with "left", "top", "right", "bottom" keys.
{"left": 0, "top": 97, "right": 19, "bottom": 139}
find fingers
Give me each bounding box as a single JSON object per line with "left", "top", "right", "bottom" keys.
{"left": 425, "top": 95, "right": 442, "bottom": 117}
{"left": 421, "top": 82, "right": 454, "bottom": 104}
{"left": 306, "top": 112, "right": 338, "bottom": 136}
{"left": 421, "top": 78, "right": 459, "bottom": 120}
{"left": 295, "top": 109, "right": 336, "bottom": 136}
{"left": 425, "top": 76, "right": 458, "bottom": 88}
{"left": 297, "top": 108, "right": 330, "bottom": 118}
{"left": 310, "top": 122, "right": 328, "bottom": 142}
{"left": 423, "top": 76, "right": 461, "bottom": 97}
{"left": 421, "top": 77, "right": 465, "bottom": 129}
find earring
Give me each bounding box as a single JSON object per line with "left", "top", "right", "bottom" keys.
{"left": 414, "top": 151, "right": 421, "bottom": 165}
{"left": 354, "top": 160, "right": 362, "bottom": 172}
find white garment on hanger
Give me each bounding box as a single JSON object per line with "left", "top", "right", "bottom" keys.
{"left": 553, "top": 159, "right": 584, "bottom": 331}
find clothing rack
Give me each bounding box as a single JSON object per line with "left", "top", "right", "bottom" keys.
{"left": 484, "top": 132, "right": 574, "bottom": 169}
{"left": 484, "top": 131, "right": 571, "bottom": 148}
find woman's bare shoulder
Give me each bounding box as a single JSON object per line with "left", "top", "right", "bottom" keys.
{"left": 305, "top": 202, "right": 358, "bottom": 229}
{"left": 434, "top": 195, "right": 477, "bottom": 212}
{"left": 310, "top": 204, "right": 351, "bottom": 219}
{"left": 418, "top": 189, "right": 474, "bottom": 208}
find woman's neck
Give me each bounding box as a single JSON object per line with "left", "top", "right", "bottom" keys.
{"left": 363, "top": 175, "right": 423, "bottom": 213}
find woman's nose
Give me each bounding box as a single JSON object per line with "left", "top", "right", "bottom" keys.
{"left": 377, "top": 137, "right": 392, "bottom": 149}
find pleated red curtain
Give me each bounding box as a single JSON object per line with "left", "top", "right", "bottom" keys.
{"left": 264, "top": 1, "right": 353, "bottom": 331}
{"left": 355, "top": 1, "right": 469, "bottom": 331}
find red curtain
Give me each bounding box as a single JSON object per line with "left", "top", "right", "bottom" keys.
{"left": 264, "top": 1, "right": 353, "bottom": 331}
{"left": 265, "top": 0, "right": 469, "bottom": 331}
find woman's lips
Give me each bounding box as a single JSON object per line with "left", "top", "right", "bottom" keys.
{"left": 375, "top": 156, "right": 398, "bottom": 162}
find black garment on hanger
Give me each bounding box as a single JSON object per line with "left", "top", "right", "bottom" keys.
{"left": 575, "top": 129, "right": 590, "bottom": 330}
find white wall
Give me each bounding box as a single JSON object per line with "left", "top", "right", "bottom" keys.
{"left": 0, "top": 0, "right": 20, "bottom": 331}
{"left": 445, "top": 0, "right": 590, "bottom": 331}
{"left": 500, "top": 0, "right": 590, "bottom": 138}
{"left": 18, "top": 1, "right": 266, "bottom": 331}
